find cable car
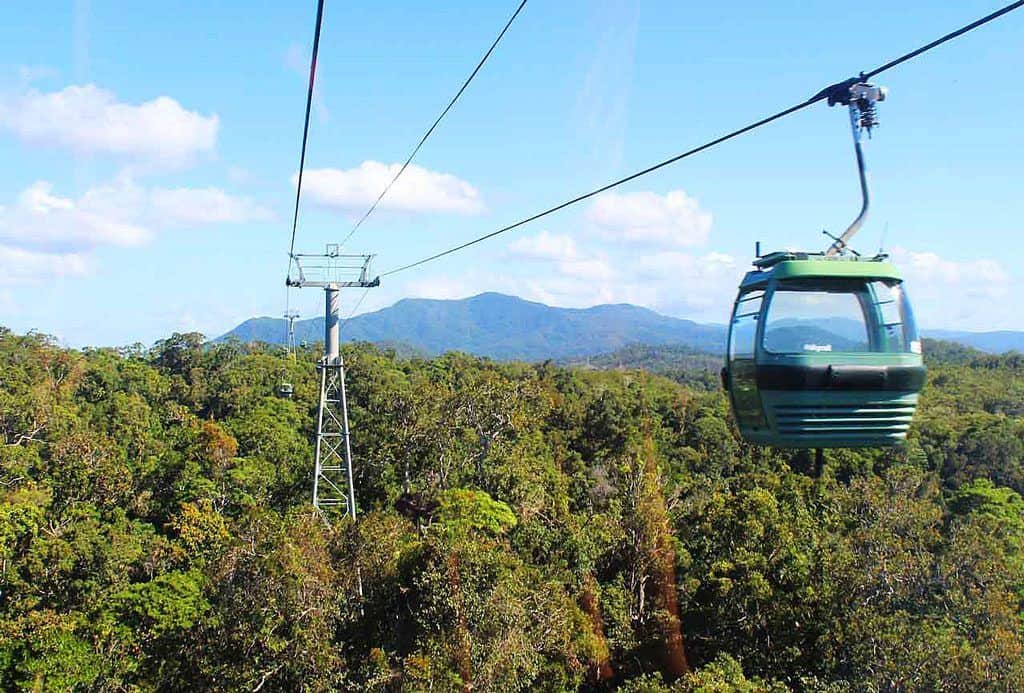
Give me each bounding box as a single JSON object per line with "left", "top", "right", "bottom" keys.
{"left": 722, "top": 77, "right": 925, "bottom": 448}
{"left": 723, "top": 252, "right": 924, "bottom": 447}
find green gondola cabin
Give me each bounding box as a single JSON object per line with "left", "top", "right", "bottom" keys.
{"left": 723, "top": 251, "right": 925, "bottom": 447}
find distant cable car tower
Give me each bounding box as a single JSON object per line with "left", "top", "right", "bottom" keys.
{"left": 277, "top": 310, "right": 301, "bottom": 399}
{"left": 287, "top": 245, "right": 379, "bottom": 518}
{"left": 284, "top": 309, "right": 300, "bottom": 357}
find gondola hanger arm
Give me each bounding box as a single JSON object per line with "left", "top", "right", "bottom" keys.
{"left": 824, "top": 77, "right": 887, "bottom": 256}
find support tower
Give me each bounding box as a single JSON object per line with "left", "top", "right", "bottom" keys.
{"left": 287, "top": 245, "right": 379, "bottom": 518}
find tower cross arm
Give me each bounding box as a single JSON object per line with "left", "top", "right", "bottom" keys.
{"left": 286, "top": 248, "right": 380, "bottom": 289}
{"left": 287, "top": 277, "right": 381, "bottom": 289}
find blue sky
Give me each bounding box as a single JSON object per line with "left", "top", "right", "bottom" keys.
{"left": 1, "top": 0, "right": 1022, "bottom": 347}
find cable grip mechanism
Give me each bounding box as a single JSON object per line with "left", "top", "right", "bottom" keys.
{"left": 824, "top": 73, "right": 887, "bottom": 134}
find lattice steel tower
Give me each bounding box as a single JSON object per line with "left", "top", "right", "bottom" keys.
{"left": 287, "top": 245, "right": 379, "bottom": 518}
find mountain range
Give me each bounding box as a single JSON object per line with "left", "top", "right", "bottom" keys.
{"left": 217, "top": 292, "right": 1024, "bottom": 360}
{"left": 921, "top": 330, "right": 1024, "bottom": 355}
{"left": 220, "top": 292, "right": 726, "bottom": 361}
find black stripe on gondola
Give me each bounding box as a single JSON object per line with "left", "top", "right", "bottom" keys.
{"left": 756, "top": 364, "right": 926, "bottom": 391}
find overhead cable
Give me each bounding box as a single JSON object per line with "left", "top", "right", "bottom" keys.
{"left": 341, "top": 0, "right": 529, "bottom": 248}
{"left": 286, "top": 0, "right": 327, "bottom": 281}
{"left": 381, "top": 0, "right": 1024, "bottom": 277}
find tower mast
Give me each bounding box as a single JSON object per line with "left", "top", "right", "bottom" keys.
{"left": 288, "top": 245, "right": 379, "bottom": 518}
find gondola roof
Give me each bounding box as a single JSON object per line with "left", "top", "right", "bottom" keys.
{"left": 739, "top": 252, "right": 903, "bottom": 290}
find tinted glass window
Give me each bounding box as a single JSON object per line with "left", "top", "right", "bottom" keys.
{"left": 763, "top": 285, "right": 869, "bottom": 353}
{"left": 729, "top": 291, "right": 763, "bottom": 359}
{"left": 762, "top": 279, "right": 921, "bottom": 354}
{"left": 870, "top": 280, "right": 921, "bottom": 353}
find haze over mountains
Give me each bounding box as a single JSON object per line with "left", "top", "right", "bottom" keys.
{"left": 218, "top": 292, "right": 1024, "bottom": 359}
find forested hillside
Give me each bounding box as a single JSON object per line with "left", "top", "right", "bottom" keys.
{"left": 2, "top": 326, "right": 1023, "bottom": 690}
{"left": 566, "top": 344, "right": 722, "bottom": 391}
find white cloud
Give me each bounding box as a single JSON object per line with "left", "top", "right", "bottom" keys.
{"left": 586, "top": 189, "right": 712, "bottom": 247}
{"left": 0, "top": 178, "right": 271, "bottom": 255}
{"left": 508, "top": 230, "right": 580, "bottom": 261}
{"left": 634, "top": 251, "right": 740, "bottom": 315}
{"left": 636, "top": 250, "right": 736, "bottom": 279}
{"left": 506, "top": 231, "right": 614, "bottom": 281}
{"left": 0, "top": 84, "right": 218, "bottom": 167}
{"left": 518, "top": 276, "right": 627, "bottom": 307}
{"left": 3, "top": 181, "right": 151, "bottom": 251}
{"left": 0, "top": 244, "right": 89, "bottom": 286}
{"left": 491, "top": 192, "right": 726, "bottom": 317}
{"left": 150, "top": 187, "right": 272, "bottom": 224}
{"left": 892, "top": 248, "right": 1010, "bottom": 293}
{"left": 299, "top": 161, "right": 485, "bottom": 215}
{"left": 889, "top": 247, "right": 1013, "bottom": 329}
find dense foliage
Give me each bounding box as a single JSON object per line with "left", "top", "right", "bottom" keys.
{"left": 1, "top": 326, "right": 1022, "bottom": 691}
{"left": 566, "top": 344, "right": 722, "bottom": 391}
